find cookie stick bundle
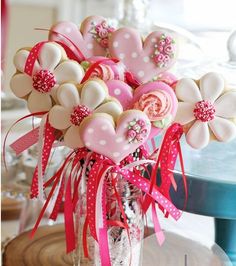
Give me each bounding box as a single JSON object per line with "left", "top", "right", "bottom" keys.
{"left": 7, "top": 15, "right": 236, "bottom": 265}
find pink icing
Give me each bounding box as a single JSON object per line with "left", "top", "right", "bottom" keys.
{"left": 32, "top": 70, "right": 56, "bottom": 93}
{"left": 106, "top": 80, "right": 133, "bottom": 110}
{"left": 132, "top": 81, "right": 178, "bottom": 139}
{"left": 49, "top": 16, "right": 115, "bottom": 60}
{"left": 193, "top": 100, "right": 215, "bottom": 122}
{"left": 127, "top": 119, "right": 148, "bottom": 143}
{"left": 109, "top": 28, "right": 177, "bottom": 83}
{"left": 134, "top": 90, "right": 172, "bottom": 121}
{"left": 70, "top": 105, "right": 91, "bottom": 126}
{"left": 80, "top": 111, "right": 151, "bottom": 164}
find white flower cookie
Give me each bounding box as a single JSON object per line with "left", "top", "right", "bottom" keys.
{"left": 49, "top": 78, "right": 123, "bottom": 149}
{"left": 175, "top": 72, "right": 236, "bottom": 149}
{"left": 10, "top": 42, "right": 84, "bottom": 113}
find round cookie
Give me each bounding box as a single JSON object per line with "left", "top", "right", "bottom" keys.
{"left": 49, "top": 16, "right": 115, "bottom": 61}
{"left": 10, "top": 42, "right": 84, "bottom": 114}
{"left": 49, "top": 78, "right": 123, "bottom": 149}
{"left": 109, "top": 27, "right": 177, "bottom": 83}
{"left": 132, "top": 81, "right": 178, "bottom": 139}
{"left": 79, "top": 110, "right": 151, "bottom": 164}
{"left": 174, "top": 72, "right": 236, "bottom": 149}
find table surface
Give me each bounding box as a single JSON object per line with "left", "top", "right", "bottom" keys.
{"left": 175, "top": 138, "right": 236, "bottom": 184}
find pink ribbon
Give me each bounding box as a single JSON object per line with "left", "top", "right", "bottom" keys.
{"left": 10, "top": 127, "right": 39, "bottom": 155}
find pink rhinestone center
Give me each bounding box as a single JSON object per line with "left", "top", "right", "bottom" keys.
{"left": 193, "top": 100, "right": 215, "bottom": 122}
{"left": 70, "top": 105, "right": 91, "bottom": 126}
{"left": 32, "top": 69, "right": 56, "bottom": 93}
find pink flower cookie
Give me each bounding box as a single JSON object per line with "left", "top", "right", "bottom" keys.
{"left": 132, "top": 81, "right": 178, "bottom": 139}
{"left": 49, "top": 16, "right": 115, "bottom": 61}
{"left": 109, "top": 28, "right": 177, "bottom": 83}
{"left": 10, "top": 42, "right": 84, "bottom": 113}
{"left": 79, "top": 110, "right": 151, "bottom": 164}
{"left": 49, "top": 78, "right": 123, "bottom": 149}
{"left": 175, "top": 72, "right": 236, "bottom": 149}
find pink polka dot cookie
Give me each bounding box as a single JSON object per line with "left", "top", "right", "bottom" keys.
{"left": 174, "top": 72, "right": 236, "bottom": 149}
{"left": 106, "top": 80, "right": 133, "bottom": 110}
{"left": 49, "top": 78, "right": 123, "bottom": 149}
{"left": 79, "top": 110, "right": 151, "bottom": 164}
{"left": 10, "top": 42, "right": 84, "bottom": 114}
{"left": 109, "top": 27, "right": 177, "bottom": 83}
{"left": 49, "top": 16, "right": 115, "bottom": 61}
{"left": 132, "top": 81, "right": 178, "bottom": 139}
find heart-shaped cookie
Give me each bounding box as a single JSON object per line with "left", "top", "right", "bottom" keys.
{"left": 79, "top": 110, "right": 151, "bottom": 164}
{"left": 109, "top": 27, "right": 177, "bottom": 83}
{"left": 49, "top": 16, "right": 115, "bottom": 61}
{"left": 106, "top": 80, "right": 133, "bottom": 110}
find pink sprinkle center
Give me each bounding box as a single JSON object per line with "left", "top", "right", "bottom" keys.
{"left": 32, "top": 69, "right": 56, "bottom": 93}
{"left": 70, "top": 105, "right": 91, "bottom": 126}
{"left": 193, "top": 100, "right": 215, "bottom": 122}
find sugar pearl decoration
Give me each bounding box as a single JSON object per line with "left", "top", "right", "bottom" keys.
{"left": 32, "top": 69, "right": 56, "bottom": 93}
{"left": 193, "top": 100, "right": 215, "bottom": 122}
{"left": 70, "top": 105, "right": 91, "bottom": 126}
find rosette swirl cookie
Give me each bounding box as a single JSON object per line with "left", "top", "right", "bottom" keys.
{"left": 109, "top": 28, "right": 177, "bottom": 83}
{"left": 49, "top": 78, "right": 123, "bottom": 148}
{"left": 49, "top": 16, "right": 115, "bottom": 60}
{"left": 132, "top": 81, "right": 178, "bottom": 139}
{"left": 175, "top": 72, "right": 236, "bottom": 149}
{"left": 80, "top": 110, "right": 151, "bottom": 164}
{"left": 10, "top": 42, "right": 84, "bottom": 113}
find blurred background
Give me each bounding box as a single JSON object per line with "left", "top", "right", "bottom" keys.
{"left": 1, "top": 0, "right": 236, "bottom": 264}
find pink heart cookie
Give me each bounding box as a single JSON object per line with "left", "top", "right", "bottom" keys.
{"left": 109, "top": 28, "right": 177, "bottom": 83}
{"left": 49, "top": 16, "right": 115, "bottom": 60}
{"left": 79, "top": 110, "right": 151, "bottom": 164}
{"left": 132, "top": 81, "right": 178, "bottom": 139}
{"left": 106, "top": 80, "right": 133, "bottom": 110}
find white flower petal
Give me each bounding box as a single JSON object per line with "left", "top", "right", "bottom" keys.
{"left": 176, "top": 78, "right": 202, "bottom": 103}
{"left": 38, "top": 43, "right": 62, "bottom": 71}
{"left": 50, "top": 84, "right": 59, "bottom": 103}
{"left": 64, "top": 125, "right": 84, "bottom": 149}
{"left": 209, "top": 116, "right": 236, "bottom": 142}
{"left": 49, "top": 105, "right": 71, "bottom": 130}
{"left": 54, "top": 61, "right": 84, "bottom": 84}
{"left": 27, "top": 91, "right": 52, "bottom": 113}
{"left": 14, "top": 49, "right": 40, "bottom": 74}
{"left": 10, "top": 73, "right": 33, "bottom": 97}
{"left": 174, "top": 102, "right": 195, "bottom": 125}
{"left": 186, "top": 120, "right": 210, "bottom": 149}
{"left": 200, "top": 72, "right": 224, "bottom": 102}
{"left": 214, "top": 91, "right": 236, "bottom": 118}
{"left": 94, "top": 101, "right": 123, "bottom": 120}
{"left": 81, "top": 80, "right": 107, "bottom": 109}
{"left": 57, "top": 83, "right": 80, "bottom": 108}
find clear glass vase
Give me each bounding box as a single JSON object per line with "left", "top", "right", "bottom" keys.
{"left": 74, "top": 173, "right": 144, "bottom": 266}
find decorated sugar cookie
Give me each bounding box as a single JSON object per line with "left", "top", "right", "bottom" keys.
{"left": 109, "top": 28, "right": 177, "bottom": 83}
{"left": 81, "top": 56, "right": 126, "bottom": 81}
{"left": 80, "top": 110, "right": 151, "bottom": 164}
{"left": 49, "top": 78, "right": 123, "bottom": 148}
{"left": 175, "top": 72, "right": 236, "bottom": 149}
{"left": 49, "top": 16, "right": 115, "bottom": 61}
{"left": 106, "top": 79, "right": 133, "bottom": 110}
{"left": 132, "top": 81, "right": 178, "bottom": 139}
{"left": 10, "top": 42, "right": 84, "bottom": 113}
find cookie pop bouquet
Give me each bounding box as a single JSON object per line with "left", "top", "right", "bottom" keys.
{"left": 6, "top": 16, "right": 236, "bottom": 265}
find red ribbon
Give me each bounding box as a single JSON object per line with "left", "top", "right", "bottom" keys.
{"left": 81, "top": 58, "right": 119, "bottom": 84}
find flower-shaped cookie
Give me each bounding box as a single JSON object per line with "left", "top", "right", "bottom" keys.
{"left": 49, "top": 79, "right": 123, "bottom": 148}
{"left": 175, "top": 72, "right": 236, "bottom": 149}
{"left": 10, "top": 42, "right": 84, "bottom": 113}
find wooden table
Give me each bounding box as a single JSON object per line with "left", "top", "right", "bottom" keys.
{"left": 171, "top": 139, "right": 236, "bottom": 265}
